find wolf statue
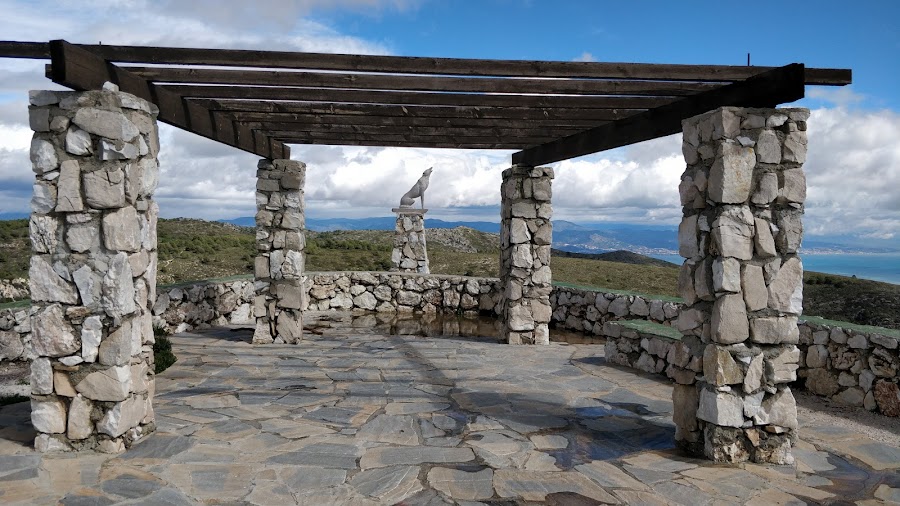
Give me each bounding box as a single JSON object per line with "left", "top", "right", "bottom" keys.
{"left": 399, "top": 167, "right": 433, "bottom": 209}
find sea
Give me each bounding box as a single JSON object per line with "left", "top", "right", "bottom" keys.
{"left": 648, "top": 253, "right": 900, "bottom": 285}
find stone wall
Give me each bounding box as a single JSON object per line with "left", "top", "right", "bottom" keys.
{"left": 550, "top": 286, "right": 681, "bottom": 333}
{"left": 0, "top": 278, "right": 29, "bottom": 302}
{"left": 6, "top": 272, "right": 898, "bottom": 418}
{"left": 0, "top": 305, "right": 35, "bottom": 364}
{"left": 150, "top": 279, "right": 256, "bottom": 334}
{"left": 390, "top": 210, "right": 429, "bottom": 273}
{"left": 603, "top": 321, "right": 703, "bottom": 384}
{"left": 799, "top": 317, "right": 900, "bottom": 416}
{"left": 26, "top": 85, "right": 159, "bottom": 452}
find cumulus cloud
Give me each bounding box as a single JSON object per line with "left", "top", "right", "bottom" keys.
{"left": 572, "top": 52, "right": 597, "bottom": 62}
{"left": 0, "top": 1, "right": 897, "bottom": 245}
{"left": 804, "top": 107, "right": 900, "bottom": 239}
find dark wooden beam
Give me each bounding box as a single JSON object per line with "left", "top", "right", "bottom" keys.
{"left": 264, "top": 129, "right": 554, "bottom": 143}
{"left": 232, "top": 112, "right": 607, "bottom": 129}
{"left": 513, "top": 63, "right": 807, "bottom": 166}
{"left": 282, "top": 138, "right": 521, "bottom": 149}
{"left": 250, "top": 123, "right": 581, "bottom": 139}
{"left": 193, "top": 99, "right": 648, "bottom": 120}
{"left": 128, "top": 67, "right": 719, "bottom": 96}
{"left": 0, "top": 41, "right": 50, "bottom": 58}
{"left": 69, "top": 43, "right": 850, "bottom": 85}
{"left": 162, "top": 85, "right": 681, "bottom": 109}
{"left": 45, "top": 40, "right": 286, "bottom": 160}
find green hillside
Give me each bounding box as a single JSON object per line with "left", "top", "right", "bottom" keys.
{"left": 1, "top": 218, "right": 898, "bottom": 329}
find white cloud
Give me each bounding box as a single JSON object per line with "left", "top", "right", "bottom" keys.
{"left": 572, "top": 51, "right": 596, "bottom": 62}
{"left": 804, "top": 107, "right": 900, "bottom": 238}
{"left": 807, "top": 86, "right": 866, "bottom": 109}
{"left": 0, "top": 1, "right": 897, "bottom": 245}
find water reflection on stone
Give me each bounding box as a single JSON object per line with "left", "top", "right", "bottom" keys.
{"left": 304, "top": 310, "right": 600, "bottom": 345}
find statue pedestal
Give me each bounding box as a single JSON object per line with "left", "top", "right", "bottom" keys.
{"left": 391, "top": 208, "right": 429, "bottom": 273}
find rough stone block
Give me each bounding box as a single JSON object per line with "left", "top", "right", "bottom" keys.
{"left": 708, "top": 143, "right": 755, "bottom": 203}
{"left": 712, "top": 206, "right": 754, "bottom": 260}
{"left": 697, "top": 388, "right": 745, "bottom": 428}
{"left": 767, "top": 257, "right": 803, "bottom": 314}
{"left": 750, "top": 316, "right": 799, "bottom": 344}
{"left": 711, "top": 294, "right": 749, "bottom": 344}
{"left": 72, "top": 107, "right": 139, "bottom": 141}
{"left": 31, "top": 398, "right": 67, "bottom": 434}
{"left": 703, "top": 345, "right": 743, "bottom": 385}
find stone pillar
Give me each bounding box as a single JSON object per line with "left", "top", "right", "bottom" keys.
{"left": 253, "top": 159, "right": 306, "bottom": 344}
{"left": 27, "top": 84, "right": 159, "bottom": 452}
{"left": 390, "top": 208, "right": 429, "bottom": 273}
{"left": 674, "top": 106, "right": 808, "bottom": 464}
{"left": 499, "top": 165, "right": 554, "bottom": 344}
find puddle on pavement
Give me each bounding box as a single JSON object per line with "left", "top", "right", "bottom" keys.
{"left": 304, "top": 311, "right": 604, "bottom": 345}
{"left": 815, "top": 451, "right": 900, "bottom": 502}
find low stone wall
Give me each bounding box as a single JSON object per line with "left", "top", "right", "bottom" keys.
{"left": 0, "top": 304, "right": 35, "bottom": 364}
{"left": 304, "top": 272, "right": 498, "bottom": 314}
{"left": 0, "top": 278, "right": 29, "bottom": 303}
{"left": 4, "top": 272, "right": 899, "bottom": 417}
{"left": 799, "top": 317, "right": 900, "bottom": 416}
{"left": 150, "top": 278, "right": 257, "bottom": 334}
{"left": 603, "top": 321, "right": 703, "bottom": 385}
{"left": 549, "top": 285, "right": 681, "bottom": 333}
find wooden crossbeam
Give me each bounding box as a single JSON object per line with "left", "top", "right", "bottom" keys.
{"left": 193, "top": 99, "right": 649, "bottom": 120}
{"left": 162, "top": 85, "right": 679, "bottom": 109}
{"left": 280, "top": 138, "right": 521, "bottom": 149}
{"left": 267, "top": 130, "right": 551, "bottom": 144}
{"left": 128, "top": 67, "right": 720, "bottom": 96}
{"left": 44, "top": 40, "right": 287, "bottom": 160}
{"left": 513, "top": 64, "right": 807, "bottom": 166}
{"left": 231, "top": 112, "right": 607, "bottom": 129}
{"left": 246, "top": 122, "right": 587, "bottom": 138}
{"left": 0, "top": 40, "right": 851, "bottom": 159}
{"left": 53, "top": 43, "right": 848, "bottom": 85}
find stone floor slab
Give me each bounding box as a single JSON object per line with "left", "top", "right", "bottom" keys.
{"left": 0, "top": 318, "right": 897, "bottom": 505}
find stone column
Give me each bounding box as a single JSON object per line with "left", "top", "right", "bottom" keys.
{"left": 390, "top": 208, "right": 429, "bottom": 273}
{"left": 499, "top": 165, "right": 554, "bottom": 344}
{"left": 674, "top": 106, "right": 808, "bottom": 464}
{"left": 27, "top": 83, "right": 159, "bottom": 452}
{"left": 253, "top": 159, "right": 306, "bottom": 344}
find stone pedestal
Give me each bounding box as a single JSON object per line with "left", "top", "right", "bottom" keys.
{"left": 27, "top": 84, "right": 159, "bottom": 452}
{"left": 253, "top": 159, "right": 306, "bottom": 344}
{"left": 499, "top": 165, "right": 554, "bottom": 345}
{"left": 674, "top": 106, "right": 808, "bottom": 464}
{"left": 390, "top": 208, "right": 429, "bottom": 274}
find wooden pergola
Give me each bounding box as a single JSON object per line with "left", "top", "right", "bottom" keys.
{"left": 1, "top": 40, "right": 850, "bottom": 165}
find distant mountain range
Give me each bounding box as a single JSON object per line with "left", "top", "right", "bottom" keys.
{"left": 1, "top": 211, "right": 894, "bottom": 254}
{"left": 222, "top": 216, "right": 900, "bottom": 255}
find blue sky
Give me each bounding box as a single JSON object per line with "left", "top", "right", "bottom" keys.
{"left": 0, "top": 0, "right": 898, "bottom": 243}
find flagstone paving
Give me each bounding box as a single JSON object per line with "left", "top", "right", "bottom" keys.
{"left": 1, "top": 311, "right": 899, "bottom": 505}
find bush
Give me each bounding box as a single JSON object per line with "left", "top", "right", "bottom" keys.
{"left": 153, "top": 326, "right": 177, "bottom": 374}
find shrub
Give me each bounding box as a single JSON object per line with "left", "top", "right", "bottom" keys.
{"left": 152, "top": 326, "right": 177, "bottom": 374}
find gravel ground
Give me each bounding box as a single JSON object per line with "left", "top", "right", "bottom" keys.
{"left": 795, "top": 389, "right": 900, "bottom": 447}
{"left": 0, "top": 361, "right": 29, "bottom": 399}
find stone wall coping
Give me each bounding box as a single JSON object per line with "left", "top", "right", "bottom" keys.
{"left": 800, "top": 315, "right": 900, "bottom": 339}
{"left": 612, "top": 320, "right": 684, "bottom": 341}
{"left": 551, "top": 281, "right": 683, "bottom": 303}
{"left": 0, "top": 299, "right": 30, "bottom": 311}
{"left": 157, "top": 274, "right": 254, "bottom": 291}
